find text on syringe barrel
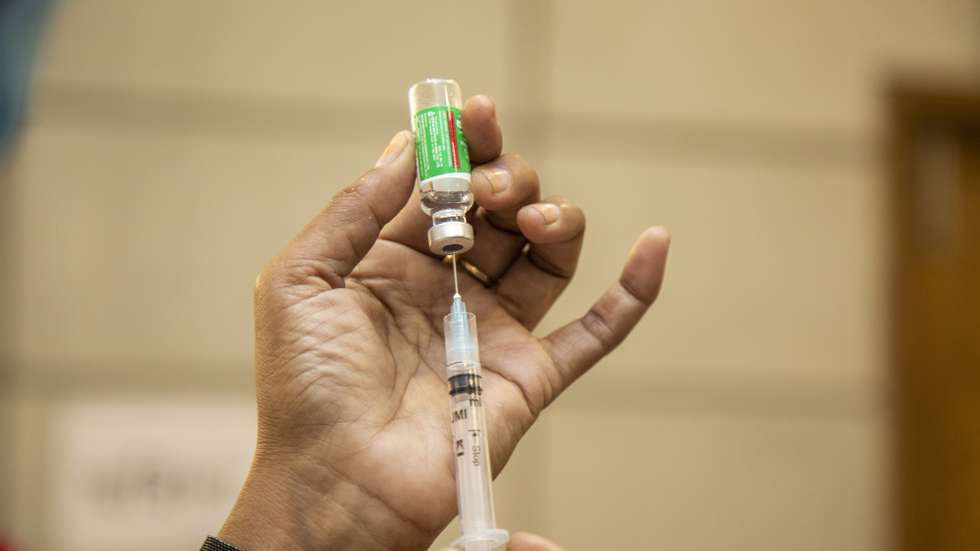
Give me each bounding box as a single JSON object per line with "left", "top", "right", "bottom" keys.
{"left": 448, "top": 372, "right": 498, "bottom": 535}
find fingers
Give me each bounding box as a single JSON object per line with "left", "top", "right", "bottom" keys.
{"left": 494, "top": 198, "right": 586, "bottom": 328}
{"left": 380, "top": 94, "right": 504, "bottom": 255}
{"left": 382, "top": 153, "right": 538, "bottom": 261}
{"left": 508, "top": 532, "right": 567, "bottom": 551}
{"left": 462, "top": 94, "right": 502, "bottom": 163}
{"left": 274, "top": 130, "right": 416, "bottom": 287}
{"left": 470, "top": 154, "right": 540, "bottom": 232}
{"left": 542, "top": 227, "right": 670, "bottom": 389}
{"left": 462, "top": 154, "right": 541, "bottom": 280}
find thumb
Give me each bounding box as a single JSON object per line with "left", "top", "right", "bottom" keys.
{"left": 281, "top": 130, "right": 416, "bottom": 287}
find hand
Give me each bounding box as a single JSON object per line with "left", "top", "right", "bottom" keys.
{"left": 437, "top": 532, "right": 566, "bottom": 551}
{"left": 506, "top": 532, "right": 566, "bottom": 551}
{"left": 219, "top": 95, "right": 670, "bottom": 550}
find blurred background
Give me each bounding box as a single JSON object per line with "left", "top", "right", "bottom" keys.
{"left": 1, "top": 1, "right": 979, "bottom": 550}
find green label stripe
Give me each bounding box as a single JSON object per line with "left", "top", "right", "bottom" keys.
{"left": 414, "top": 106, "right": 470, "bottom": 184}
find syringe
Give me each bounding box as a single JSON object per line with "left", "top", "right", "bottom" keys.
{"left": 443, "top": 257, "right": 509, "bottom": 551}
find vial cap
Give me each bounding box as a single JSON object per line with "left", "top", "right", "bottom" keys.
{"left": 428, "top": 221, "right": 474, "bottom": 255}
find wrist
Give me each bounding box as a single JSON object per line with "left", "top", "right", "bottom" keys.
{"left": 219, "top": 450, "right": 434, "bottom": 551}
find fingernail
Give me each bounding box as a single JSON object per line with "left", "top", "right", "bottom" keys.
{"left": 486, "top": 168, "right": 510, "bottom": 194}
{"left": 532, "top": 203, "right": 561, "bottom": 224}
{"left": 375, "top": 131, "right": 408, "bottom": 167}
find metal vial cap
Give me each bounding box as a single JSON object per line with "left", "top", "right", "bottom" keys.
{"left": 428, "top": 221, "right": 474, "bottom": 255}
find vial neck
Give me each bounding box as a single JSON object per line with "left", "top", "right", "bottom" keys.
{"left": 432, "top": 207, "right": 468, "bottom": 226}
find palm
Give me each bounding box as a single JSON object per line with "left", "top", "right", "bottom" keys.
{"left": 263, "top": 238, "right": 549, "bottom": 535}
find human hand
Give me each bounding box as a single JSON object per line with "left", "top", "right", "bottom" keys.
{"left": 506, "top": 532, "right": 566, "bottom": 551}
{"left": 219, "top": 95, "right": 670, "bottom": 550}
{"left": 437, "top": 531, "right": 566, "bottom": 551}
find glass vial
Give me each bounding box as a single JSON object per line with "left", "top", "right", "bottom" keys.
{"left": 409, "top": 78, "right": 474, "bottom": 255}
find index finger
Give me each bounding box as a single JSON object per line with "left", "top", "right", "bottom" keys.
{"left": 462, "top": 94, "right": 503, "bottom": 164}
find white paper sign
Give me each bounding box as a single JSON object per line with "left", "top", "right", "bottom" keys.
{"left": 48, "top": 397, "right": 256, "bottom": 551}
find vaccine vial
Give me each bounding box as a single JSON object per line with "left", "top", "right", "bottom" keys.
{"left": 409, "top": 78, "right": 474, "bottom": 255}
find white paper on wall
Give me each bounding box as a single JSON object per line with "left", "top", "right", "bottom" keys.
{"left": 47, "top": 397, "right": 256, "bottom": 551}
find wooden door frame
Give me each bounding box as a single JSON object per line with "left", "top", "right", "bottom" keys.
{"left": 887, "top": 77, "right": 980, "bottom": 551}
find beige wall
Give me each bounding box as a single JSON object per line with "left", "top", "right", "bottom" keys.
{"left": 2, "top": 1, "right": 979, "bottom": 549}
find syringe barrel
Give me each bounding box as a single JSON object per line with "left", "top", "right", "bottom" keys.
{"left": 449, "top": 379, "right": 498, "bottom": 538}
{"left": 444, "top": 311, "right": 479, "bottom": 378}
{"left": 443, "top": 309, "right": 509, "bottom": 550}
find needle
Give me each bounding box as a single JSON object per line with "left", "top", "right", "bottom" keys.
{"left": 451, "top": 253, "right": 460, "bottom": 296}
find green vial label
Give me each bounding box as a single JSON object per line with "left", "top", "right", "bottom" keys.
{"left": 414, "top": 106, "right": 471, "bottom": 185}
